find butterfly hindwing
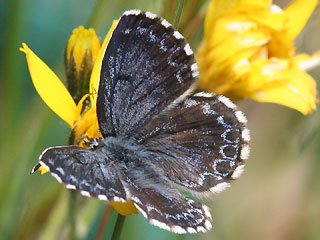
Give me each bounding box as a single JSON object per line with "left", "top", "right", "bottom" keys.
{"left": 97, "top": 10, "right": 197, "bottom": 138}
{"left": 135, "top": 93, "right": 250, "bottom": 194}
{"left": 121, "top": 172, "right": 212, "bottom": 233}
{"left": 95, "top": 137, "right": 213, "bottom": 233}
{"left": 39, "top": 146, "right": 127, "bottom": 201}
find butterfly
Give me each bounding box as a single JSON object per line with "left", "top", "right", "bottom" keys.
{"left": 32, "top": 10, "right": 250, "bottom": 234}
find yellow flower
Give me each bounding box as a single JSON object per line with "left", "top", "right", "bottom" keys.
{"left": 20, "top": 22, "right": 138, "bottom": 216}
{"left": 196, "top": 0, "right": 320, "bottom": 114}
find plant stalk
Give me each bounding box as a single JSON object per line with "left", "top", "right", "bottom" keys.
{"left": 69, "top": 190, "right": 77, "bottom": 240}
{"left": 172, "top": 0, "right": 185, "bottom": 29}
{"left": 86, "top": 0, "right": 107, "bottom": 28}
{"left": 111, "top": 214, "right": 126, "bottom": 240}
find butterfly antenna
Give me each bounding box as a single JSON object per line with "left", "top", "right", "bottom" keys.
{"left": 30, "top": 163, "right": 41, "bottom": 174}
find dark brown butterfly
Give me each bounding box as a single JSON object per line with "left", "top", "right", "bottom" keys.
{"left": 32, "top": 10, "right": 250, "bottom": 234}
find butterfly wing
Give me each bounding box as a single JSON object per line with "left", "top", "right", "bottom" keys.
{"left": 123, "top": 177, "right": 212, "bottom": 234}
{"left": 134, "top": 93, "right": 250, "bottom": 194}
{"left": 114, "top": 154, "right": 212, "bottom": 233}
{"left": 97, "top": 10, "right": 197, "bottom": 138}
{"left": 38, "top": 146, "right": 127, "bottom": 201}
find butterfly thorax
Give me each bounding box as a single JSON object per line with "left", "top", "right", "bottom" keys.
{"left": 92, "top": 137, "right": 171, "bottom": 188}
{"left": 93, "top": 137, "right": 148, "bottom": 165}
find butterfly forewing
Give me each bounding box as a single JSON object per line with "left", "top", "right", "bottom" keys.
{"left": 97, "top": 10, "right": 197, "bottom": 138}
{"left": 39, "top": 146, "right": 127, "bottom": 201}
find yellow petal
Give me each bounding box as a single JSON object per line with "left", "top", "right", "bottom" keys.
{"left": 248, "top": 10, "right": 286, "bottom": 32}
{"left": 207, "top": 0, "right": 271, "bottom": 18}
{"left": 240, "top": 0, "right": 271, "bottom": 8}
{"left": 221, "top": 57, "right": 317, "bottom": 114}
{"left": 251, "top": 68, "right": 317, "bottom": 115}
{"left": 196, "top": 24, "right": 269, "bottom": 94}
{"left": 205, "top": 0, "right": 271, "bottom": 36}
{"left": 294, "top": 52, "right": 320, "bottom": 71}
{"left": 20, "top": 43, "right": 77, "bottom": 127}
{"left": 283, "top": 0, "right": 318, "bottom": 41}
{"left": 110, "top": 200, "right": 138, "bottom": 216}
{"left": 73, "top": 107, "right": 99, "bottom": 146}
{"left": 89, "top": 20, "right": 118, "bottom": 104}
{"left": 74, "top": 93, "right": 91, "bottom": 120}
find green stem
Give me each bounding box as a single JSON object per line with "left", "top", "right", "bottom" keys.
{"left": 111, "top": 214, "right": 126, "bottom": 240}
{"left": 2, "top": 0, "right": 23, "bottom": 135}
{"left": 94, "top": 204, "right": 113, "bottom": 240}
{"left": 85, "top": 0, "right": 107, "bottom": 28}
{"left": 171, "top": 0, "right": 185, "bottom": 29}
{"left": 69, "top": 191, "right": 77, "bottom": 240}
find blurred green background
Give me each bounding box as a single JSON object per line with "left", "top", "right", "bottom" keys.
{"left": 0, "top": 0, "right": 320, "bottom": 239}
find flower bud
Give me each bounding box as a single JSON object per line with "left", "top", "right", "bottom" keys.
{"left": 65, "top": 26, "right": 101, "bottom": 104}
